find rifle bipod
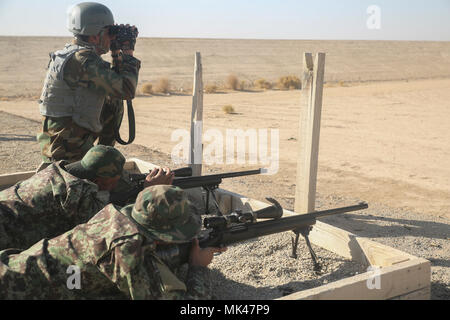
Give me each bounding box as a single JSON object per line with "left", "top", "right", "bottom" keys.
{"left": 291, "top": 226, "right": 322, "bottom": 274}
{"left": 203, "top": 185, "right": 223, "bottom": 216}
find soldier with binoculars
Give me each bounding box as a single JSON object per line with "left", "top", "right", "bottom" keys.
{"left": 36, "top": 2, "right": 141, "bottom": 171}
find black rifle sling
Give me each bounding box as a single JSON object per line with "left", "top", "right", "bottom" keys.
{"left": 116, "top": 99, "right": 136, "bottom": 145}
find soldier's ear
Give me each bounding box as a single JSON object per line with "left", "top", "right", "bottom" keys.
{"left": 92, "top": 177, "right": 106, "bottom": 188}
{"left": 87, "top": 35, "right": 100, "bottom": 45}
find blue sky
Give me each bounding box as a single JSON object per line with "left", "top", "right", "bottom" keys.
{"left": 0, "top": 0, "right": 449, "bottom": 40}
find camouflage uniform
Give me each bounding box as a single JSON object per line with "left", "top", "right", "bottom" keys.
{"left": 0, "top": 145, "right": 125, "bottom": 251}
{"left": 37, "top": 38, "right": 140, "bottom": 164}
{"left": 0, "top": 186, "right": 211, "bottom": 300}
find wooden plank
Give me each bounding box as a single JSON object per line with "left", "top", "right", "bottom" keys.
{"left": 216, "top": 189, "right": 416, "bottom": 267}
{"left": 303, "top": 53, "right": 314, "bottom": 72}
{"left": 0, "top": 160, "right": 140, "bottom": 190}
{"left": 217, "top": 193, "right": 232, "bottom": 215}
{"left": 294, "top": 53, "right": 326, "bottom": 214}
{"left": 277, "top": 258, "right": 430, "bottom": 300}
{"left": 189, "top": 52, "right": 203, "bottom": 177}
{"left": 127, "top": 158, "right": 158, "bottom": 174}
{"left": 295, "top": 53, "right": 314, "bottom": 214}
{"left": 390, "top": 286, "right": 431, "bottom": 300}
{"left": 0, "top": 171, "right": 35, "bottom": 188}
{"left": 123, "top": 161, "right": 137, "bottom": 172}
{"left": 309, "top": 221, "right": 417, "bottom": 266}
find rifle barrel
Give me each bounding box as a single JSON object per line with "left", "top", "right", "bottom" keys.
{"left": 311, "top": 202, "right": 368, "bottom": 219}
{"left": 181, "top": 169, "right": 261, "bottom": 181}
{"left": 172, "top": 169, "right": 262, "bottom": 189}
{"left": 201, "top": 202, "right": 369, "bottom": 248}
{"left": 206, "top": 169, "right": 262, "bottom": 179}
{"left": 130, "top": 167, "right": 193, "bottom": 182}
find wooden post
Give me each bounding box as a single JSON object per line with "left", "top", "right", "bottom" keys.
{"left": 190, "top": 52, "right": 203, "bottom": 176}
{"left": 294, "top": 52, "right": 326, "bottom": 214}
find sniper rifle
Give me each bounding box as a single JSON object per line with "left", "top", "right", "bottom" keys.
{"left": 111, "top": 168, "right": 263, "bottom": 209}
{"left": 156, "top": 200, "right": 369, "bottom": 273}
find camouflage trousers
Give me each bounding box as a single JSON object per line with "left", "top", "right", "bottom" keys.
{"left": 36, "top": 98, "right": 124, "bottom": 165}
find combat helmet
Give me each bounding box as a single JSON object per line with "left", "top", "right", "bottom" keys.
{"left": 67, "top": 2, "right": 114, "bottom": 36}
{"left": 128, "top": 185, "right": 201, "bottom": 244}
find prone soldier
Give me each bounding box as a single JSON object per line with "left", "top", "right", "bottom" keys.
{"left": 0, "top": 145, "right": 173, "bottom": 251}
{"left": 0, "top": 185, "right": 226, "bottom": 299}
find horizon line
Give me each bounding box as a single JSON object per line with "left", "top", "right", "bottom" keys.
{"left": 0, "top": 34, "right": 449, "bottom": 43}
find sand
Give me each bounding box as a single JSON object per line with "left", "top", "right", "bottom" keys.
{"left": 2, "top": 78, "right": 449, "bottom": 218}
{"left": 2, "top": 36, "right": 450, "bottom": 96}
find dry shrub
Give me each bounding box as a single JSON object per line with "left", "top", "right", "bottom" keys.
{"left": 325, "top": 81, "right": 348, "bottom": 88}
{"left": 254, "top": 78, "right": 272, "bottom": 90}
{"left": 226, "top": 74, "right": 239, "bottom": 90}
{"left": 179, "top": 86, "right": 193, "bottom": 94}
{"left": 222, "top": 105, "right": 235, "bottom": 114}
{"left": 277, "top": 75, "right": 301, "bottom": 90}
{"left": 239, "top": 80, "right": 247, "bottom": 91}
{"left": 142, "top": 83, "right": 153, "bottom": 94}
{"left": 204, "top": 84, "right": 218, "bottom": 94}
{"left": 154, "top": 78, "right": 171, "bottom": 94}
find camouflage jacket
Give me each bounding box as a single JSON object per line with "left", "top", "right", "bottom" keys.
{"left": 0, "top": 161, "right": 109, "bottom": 250}
{"left": 37, "top": 39, "right": 141, "bottom": 163}
{"left": 66, "top": 40, "right": 141, "bottom": 145}
{"left": 0, "top": 204, "right": 211, "bottom": 300}
{"left": 63, "top": 39, "right": 141, "bottom": 100}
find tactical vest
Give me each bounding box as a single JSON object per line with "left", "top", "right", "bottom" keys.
{"left": 38, "top": 43, "right": 106, "bottom": 133}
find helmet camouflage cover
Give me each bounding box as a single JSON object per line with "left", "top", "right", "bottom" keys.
{"left": 80, "top": 145, "right": 125, "bottom": 178}
{"left": 130, "top": 185, "right": 201, "bottom": 243}
{"left": 65, "top": 145, "right": 125, "bottom": 179}
{"left": 67, "top": 2, "right": 114, "bottom": 36}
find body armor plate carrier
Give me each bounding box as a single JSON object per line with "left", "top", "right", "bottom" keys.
{"left": 39, "top": 43, "right": 106, "bottom": 133}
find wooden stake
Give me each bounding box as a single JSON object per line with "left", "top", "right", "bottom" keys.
{"left": 294, "top": 52, "right": 326, "bottom": 214}
{"left": 190, "top": 52, "right": 203, "bottom": 176}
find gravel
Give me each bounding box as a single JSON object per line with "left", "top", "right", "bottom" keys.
{"left": 208, "top": 232, "right": 366, "bottom": 300}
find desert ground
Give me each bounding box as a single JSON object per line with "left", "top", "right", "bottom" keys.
{"left": 0, "top": 37, "right": 449, "bottom": 299}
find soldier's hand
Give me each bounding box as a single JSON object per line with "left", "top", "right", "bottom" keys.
{"left": 143, "top": 167, "right": 174, "bottom": 188}
{"left": 189, "top": 238, "right": 227, "bottom": 267}
{"left": 121, "top": 24, "right": 137, "bottom": 56}
{"left": 109, "top": 24, "right": 138, "bottom": 56}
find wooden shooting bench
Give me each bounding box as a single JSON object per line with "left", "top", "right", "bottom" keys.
{"left": 0, "top": 158, "right": 431, "bottom": 300}
{"left": 126, "top": 158, "right": 432, "bottom": 300}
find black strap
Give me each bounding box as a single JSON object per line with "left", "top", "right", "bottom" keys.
{"left": 115, "top": 99, "right": 136, "bottom": 145}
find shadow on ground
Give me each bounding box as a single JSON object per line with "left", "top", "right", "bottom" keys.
{"left": 209, "top": 258, "right": 364, "bottom": 300}
{"left": 0, "top": 134, "right": 36, "bottom": 142}
{"left": 319, "top": 213, "right": 449, "bottom": 240}
{"left": 431, "top": 282, "right": 450, "bottom": 300}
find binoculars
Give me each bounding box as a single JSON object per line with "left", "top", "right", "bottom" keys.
{"left": 108, "top": 24, "right": 139, "bottom": 51}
